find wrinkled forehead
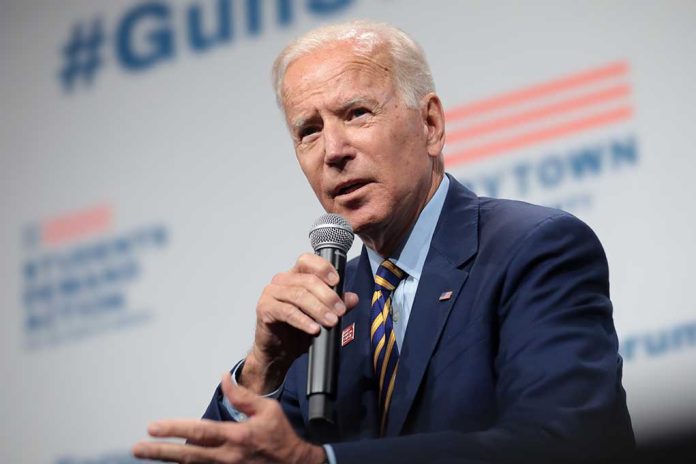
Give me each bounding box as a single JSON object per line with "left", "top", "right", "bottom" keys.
{"left": 280, "top": 40, "right": 394, "bottom": 111}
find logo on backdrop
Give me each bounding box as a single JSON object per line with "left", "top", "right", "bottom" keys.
{"left": 21, "top": 204, "right": 168, "bottom": 349}
{"left": 445, "top": 60, "right": 638, "bottom": 214}
{"left": 620, "top": 320, "right": 696, "bottom": 363}
{"left": 58, "top": 0, "right": 356, "bottom": 92}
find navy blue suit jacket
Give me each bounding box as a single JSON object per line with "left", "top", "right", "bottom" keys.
{"left": 203, "top": 176, "right": 634, "bottom": 463}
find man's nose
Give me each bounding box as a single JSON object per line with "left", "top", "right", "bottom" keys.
{"left": 323, "top": 122, "right": 354, "bottom": 167}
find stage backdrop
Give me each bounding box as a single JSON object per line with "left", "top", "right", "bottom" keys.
{"left": 2, "top": 1, "right": 695, "bottom": 462}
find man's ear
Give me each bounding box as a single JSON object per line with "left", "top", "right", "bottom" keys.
{"left": 421, "top": 93, "right": 446, "bottom": 157}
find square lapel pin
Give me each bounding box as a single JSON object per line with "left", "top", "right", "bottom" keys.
{"left": 341, "top": 322, "right": 356, "bottom": 347}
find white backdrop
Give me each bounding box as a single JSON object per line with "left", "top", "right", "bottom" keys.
{"left": 2, "top": 1, "right": 696, "bottom": 462}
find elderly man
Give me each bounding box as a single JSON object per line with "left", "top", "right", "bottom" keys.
{"left": 134, "top": 20, "right": 634, "bottom": 463}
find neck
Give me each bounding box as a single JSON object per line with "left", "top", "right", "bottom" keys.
{"left": 361, "top": 171, "right": 444, "bottom": 257}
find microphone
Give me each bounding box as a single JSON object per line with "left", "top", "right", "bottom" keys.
{"left": 307, "top": 213, "right": 354, "bottom": 434}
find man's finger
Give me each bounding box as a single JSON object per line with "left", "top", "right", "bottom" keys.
{"left": 146, "top": 418, "right": 227, "bottom": 445}
{"left": 132, "top": 440, "right": 234, "bottom": 463}
{"left": 271, "top": 272, "right": 347, "bottom": 316}
{"left": 343, "top": 291, "right": 359, "bottom": 309}
{"left": 222, "top": 372, "right": 262, "bottom": 417}
{"left": 292, "top": 253, "right": 340, "bottom": 286}
{"left": 257, "top": 295, "right": 321, "bottom": 335}
{"left": 266, "top": 283, "right": 340, "bottom": 328}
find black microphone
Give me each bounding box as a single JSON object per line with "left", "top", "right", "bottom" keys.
{"left": 307, "top": 213, "right": 354, "bottom": 436}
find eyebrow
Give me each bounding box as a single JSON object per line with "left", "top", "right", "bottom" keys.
{"left": 340, "top": 96, "right": 375, "bottom": 111}
{"left": 291, "top": 96, "right": 378, "bottom": 132}
{"left": 291, "top": 117, "right": 310, "bottom": 132}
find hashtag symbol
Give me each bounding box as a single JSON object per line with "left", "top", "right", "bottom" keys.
{"left": 59, "top": 19, "right": 105, "bottom": 92}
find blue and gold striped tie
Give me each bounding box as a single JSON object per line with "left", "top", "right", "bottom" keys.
{"left": 370, "top": 259, "right": 407, "bottom": 433}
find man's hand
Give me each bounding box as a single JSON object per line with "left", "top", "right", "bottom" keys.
{"left": 241, "top": 253, "right": 359, "bottom": 394}
{"left": 132, "top": 373, "right": 327, "bottom": 464}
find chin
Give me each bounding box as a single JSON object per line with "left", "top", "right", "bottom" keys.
{"left": 341, "top": 210, "right": 386, "bottom": 238}
{"left": 326, "top": 197, "right": 389, "bottom": 236}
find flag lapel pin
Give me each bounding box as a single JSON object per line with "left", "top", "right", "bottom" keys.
{"left": 341, "top": 322, "right": 356, "bottom": 347}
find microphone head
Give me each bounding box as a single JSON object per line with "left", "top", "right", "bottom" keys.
{"left": 309, "top": 213, "right": 354, "bottom": 253}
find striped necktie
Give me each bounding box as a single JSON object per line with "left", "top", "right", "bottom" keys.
{"left": 370, "top": 259, "right": 407, "bottom": 433}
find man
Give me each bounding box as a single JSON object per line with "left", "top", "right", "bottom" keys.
{"left": 133, "top": 20, "right": 634, "bottom": 463}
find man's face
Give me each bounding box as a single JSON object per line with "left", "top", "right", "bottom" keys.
{"left": 281, "top": 41, "right": 440, "bottom": 246}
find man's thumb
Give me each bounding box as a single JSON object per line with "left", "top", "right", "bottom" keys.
{"left": 221, "top": 372, "right": 259, "bottom": 418}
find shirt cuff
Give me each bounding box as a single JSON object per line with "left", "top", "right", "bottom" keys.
{"left": 220, "top": 359, "right": 283, "bottom": 422}
{"left": 323, "top": 444, "right": 337, "bottom": 464}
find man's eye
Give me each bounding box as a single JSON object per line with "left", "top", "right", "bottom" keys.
{"left": 299, "top": 126, "right": 320, "bottom": 141}
{"left": 349, "top": 107, "right": 370, "bottom": 119}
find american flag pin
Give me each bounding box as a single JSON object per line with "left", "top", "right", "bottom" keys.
{"left": 341, "top": 322, "right": 356, "bottom": 347}
{"left": 438, "top": 291, "right": 453, "bottom": 301}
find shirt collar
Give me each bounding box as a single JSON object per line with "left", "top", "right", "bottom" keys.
{"left": 366, "top": 175, "right": 450, "bottom": 280}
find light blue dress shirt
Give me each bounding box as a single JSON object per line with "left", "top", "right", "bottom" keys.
{"left": 365, "top": 175, "right": 449, "bottom": 351}
{"left": 223, "top": 176, "right": 450, "bottom": 463}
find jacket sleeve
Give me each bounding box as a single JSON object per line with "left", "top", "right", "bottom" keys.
{"left": 330, "top": 213, "right": 634, "bottom": 463}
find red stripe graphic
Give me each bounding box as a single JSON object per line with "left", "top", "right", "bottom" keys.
{"left": 445, "top": 107, "right": 633, "bottom": 166}
{"left": 447, "top": 84, "right": 631, "bottom": 143}
{"left": 42, "top": 204, "right": 112, "bottom": 246}
{"left": 444, "top": 60, "right": 633, "bottom": 167}
{"left": 445, "top": 61, "right": 629, "bottom": 122}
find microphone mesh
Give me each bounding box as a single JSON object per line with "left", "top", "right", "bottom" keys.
{"left": 309, "top": 213, "right": 354, "bottom": 253}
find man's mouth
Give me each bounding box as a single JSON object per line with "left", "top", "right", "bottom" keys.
{"left": 334, "top": 180, "right": 369, "bottom": 197}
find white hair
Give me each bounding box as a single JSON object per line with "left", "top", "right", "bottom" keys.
{"left": 272, "top": 20, "right": 435, "bottom": 110}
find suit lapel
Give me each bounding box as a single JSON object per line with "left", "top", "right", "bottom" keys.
{"left": 385, "top": 176, "right": 480, "bottom": 436}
